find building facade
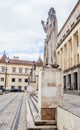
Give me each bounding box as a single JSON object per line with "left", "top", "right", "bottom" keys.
{"left": 57, "top": 0, "right": 80, "bottom": 90}
{"left": 0, "top": 53, "right": 43, "bottom": 91}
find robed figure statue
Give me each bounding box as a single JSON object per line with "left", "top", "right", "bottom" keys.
{"left": 41, "top": 7, "right": 58, "bottom": 68}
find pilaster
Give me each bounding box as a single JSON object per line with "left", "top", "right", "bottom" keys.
{"left": 78, "top": 68, "right": 80, "bottom": 90}
{"left": 71, "top": 71, "right": 74, "bottom": 90}
{"left": 72, "top": 35, "right": 75, "bottom": 66}
{"left": 78, "top": 27, "right": 80, "bottom": 62}
{"left": 66, "top": 74, "right": 68, "bottom": 89}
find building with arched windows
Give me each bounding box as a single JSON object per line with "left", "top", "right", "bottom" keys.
{"left": 57, "top": 0, "right": 80, "bottom": 90}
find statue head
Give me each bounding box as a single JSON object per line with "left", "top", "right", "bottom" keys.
{"left": 48, "top": 7, "right": 56, "bottom": 16}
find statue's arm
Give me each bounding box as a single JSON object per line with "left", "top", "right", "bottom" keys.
{"left": 41, "top": 20, "right": 47, "bottom": 33}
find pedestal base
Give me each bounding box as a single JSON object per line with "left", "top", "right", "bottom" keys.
{"left": 38, "top": 67, "right": 63, "bottom": 120}
{"left": 41, "top": 108, "right": 56, "bottom": 120}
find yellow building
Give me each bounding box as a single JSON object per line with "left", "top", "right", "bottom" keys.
{"left": 0, "top": 52, "right": 43, "bottom": 91}
{"left": 57, "top": 0, "right": 80, "bottom": 90}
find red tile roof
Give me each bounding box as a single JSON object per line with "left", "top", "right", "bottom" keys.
{"left": 0, "top": 54, "right": 43, "bottom": 66}
{"left": 9, "top": 59, "right": 33, "bottom": 65}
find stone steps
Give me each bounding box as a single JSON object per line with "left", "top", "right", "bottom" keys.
{"left": 27, "top": 92, "right": 57, "bottom": 130}
{"left": 30, "top": 95, "right": 38, "bottom": 112}
{"left": 35, "top": 120, "right": 56, "bottom": 126}
{"left": 32, "top": 91, "right": 38, "bottom": 98}
{"left": 28, "top": 125, "right": 57, "bottom": 130}
{"left": 32, "top": 94, "right": 38, "bottom": 103}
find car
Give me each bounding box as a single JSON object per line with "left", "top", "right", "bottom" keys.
{"left": 0, "top": 89, "right": 3, "bottom": 95}
{"left": 10, "top": 88, "right": 22, "bottom": 92}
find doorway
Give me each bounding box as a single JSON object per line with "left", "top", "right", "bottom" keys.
{"left": 63, "top": 76, "right": 66, "bottom": 90}
{"left": 74, "top": 72, "right": 78, "bottom": 90}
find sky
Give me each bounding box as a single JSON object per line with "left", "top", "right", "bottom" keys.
{"left": 0, "top": 0, "right": 78, "bottom": 61}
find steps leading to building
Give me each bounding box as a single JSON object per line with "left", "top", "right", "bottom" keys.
{"left": 35, "top": 120, "right": 56, "bottom": 126}
{"left": 26, "top": 91, "right": 57, "bottom": 130}
{"left": 27, "top": 125, "right": 57, "bottom": 130}
{"left": 31, "top": 94, "right": 38, "bottom": 103}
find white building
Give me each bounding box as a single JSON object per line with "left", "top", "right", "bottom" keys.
{"left": 0, "top": 52, "right": 43, "bottom": 91}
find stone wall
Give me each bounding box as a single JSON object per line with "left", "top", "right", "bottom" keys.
{"left": 57, "top": 107, "right": 80, "bottom": 130}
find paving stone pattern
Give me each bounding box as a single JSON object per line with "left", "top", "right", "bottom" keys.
{"left": 0, "top": 92, "right": 80, "bottom": 130}
{"left": 0, "top": 93, "right": 27, "bottom": 130}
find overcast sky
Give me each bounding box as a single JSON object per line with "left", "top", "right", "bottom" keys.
{"left": 0, "top": 0, "right": 78, "bottom": 61}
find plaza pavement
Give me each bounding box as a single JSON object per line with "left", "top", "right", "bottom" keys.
{"left": 60, "top": 94, "right": 80, "bottom": 118}
{"left": 0, "top": 92, "right": 80, "bottom": 130}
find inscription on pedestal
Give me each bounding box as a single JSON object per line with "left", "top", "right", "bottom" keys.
{"left": 48, "top": 83, "right": 56, "bottom": 87}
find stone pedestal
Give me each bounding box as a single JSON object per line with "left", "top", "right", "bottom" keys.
{"left": 38, "top": 68, "right": 63, "bottom": 120}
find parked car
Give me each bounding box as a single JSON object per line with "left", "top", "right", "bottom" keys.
{"left": 1, "top": 88, "right": 6, "bottom": 92}
{"left": 10, "top": 88, "right": 22, "bottom": 92}
{"left": 0, "top": 89, "right": 3, "bottom": 95}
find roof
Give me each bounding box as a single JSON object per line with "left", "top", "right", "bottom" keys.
{"left": 0, "top": 53, "right": 7, "bottom": 63}
{"left": 0, "top": 54, "right": 43, "bottom": 66}
{"left": 9, "top": 59, "right": 33, "bottom": 65}
{"left": 37, "top": 56, "right": 43, "bottom": 66}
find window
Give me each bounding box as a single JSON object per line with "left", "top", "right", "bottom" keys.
{"left": 19, "top": 68, "right": 22, "bottom": 73}
{"left": 25, "top": 79, "right": 28, "bottom": 82}
{"left": 1, "top": 67, "right": 5, "bottom": 72}
{"left": 12, "top": 78, "right": 15, "bottom": 82}
{"left": 18, "top": 86, "right": 21, "bottom": 90}
{"left": 25, "top": 68, "right": 28, "bottom": 73}
{"left": 24, "top": 86, "right": 27, "bottom": 90}
{"left": 12, "top": 67, "right": 16, "bottom": 73}
{"left": 18, "top": 78, "right": 22, "bottom": 82}
{"left": 1, "top": 77, "right": 4, "bottom": 81}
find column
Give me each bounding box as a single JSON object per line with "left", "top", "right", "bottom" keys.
{"left": 60, "top": 49, "right": 62, "bottom": 68}
{"left": 66, "top": 74, "right": 68, "bottom": 89}
{"left": 67, "top": 41, "right": 69, "bottom": 69}
{"left": 57, "top": 51, "right": 60, "bottom": 67}
{"left": 78, "top": 68, "right": 80, "bottom": 90}
{"left": 62, "top": 47, "right": 64, "bottom": 71}
{"left": 61, "top": 48, "right": 62, "bottom": 69}
{"left": 78, "top": 27, "right": 80, "bottom": 62}
{"left": 72, "top": 35, "right": 75, "bottom": 66}
{"left": 64, "top": 44, "right": 67, "bottom": 70}
{"left": 71, "top": 71, "right": 74, "bottom": 90}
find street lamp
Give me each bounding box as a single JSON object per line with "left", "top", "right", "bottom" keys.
{"left": 5, "top": 57, "right": 9, "bottom": 89}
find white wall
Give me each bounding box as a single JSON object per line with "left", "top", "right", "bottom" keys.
{"left": 57, "top": 107, "right": 80, "bottom": 130}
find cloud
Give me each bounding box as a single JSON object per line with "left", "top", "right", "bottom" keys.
{"left": 14, "top": 4, "right": 32, "bottom": 17}
{"left": 0, "top": 0, "right": 12, "bottom": 7}
{"left": 0, "top": 0, "right": 78, "bottom": 61}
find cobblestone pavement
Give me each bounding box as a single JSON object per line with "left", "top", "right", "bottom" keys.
{"left": 0, "top": 92, "right": 80, "bottom": 130}
{"left": 62, "top": 94, "right": 80, "bottom": 117}
{"left": 0, "top": 92, "right": 27, "bottom": 130}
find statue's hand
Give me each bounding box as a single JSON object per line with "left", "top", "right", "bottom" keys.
{"left": 41, "top": 20, "right": 44, "bottom": 25}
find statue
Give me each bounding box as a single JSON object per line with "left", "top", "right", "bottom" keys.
{"left": 41, "top": 7, "right": 58, "bottom": 68}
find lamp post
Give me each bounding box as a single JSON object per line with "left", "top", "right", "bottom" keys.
{"left": 5, "top": 57, "right": 9, "bottom": 89}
